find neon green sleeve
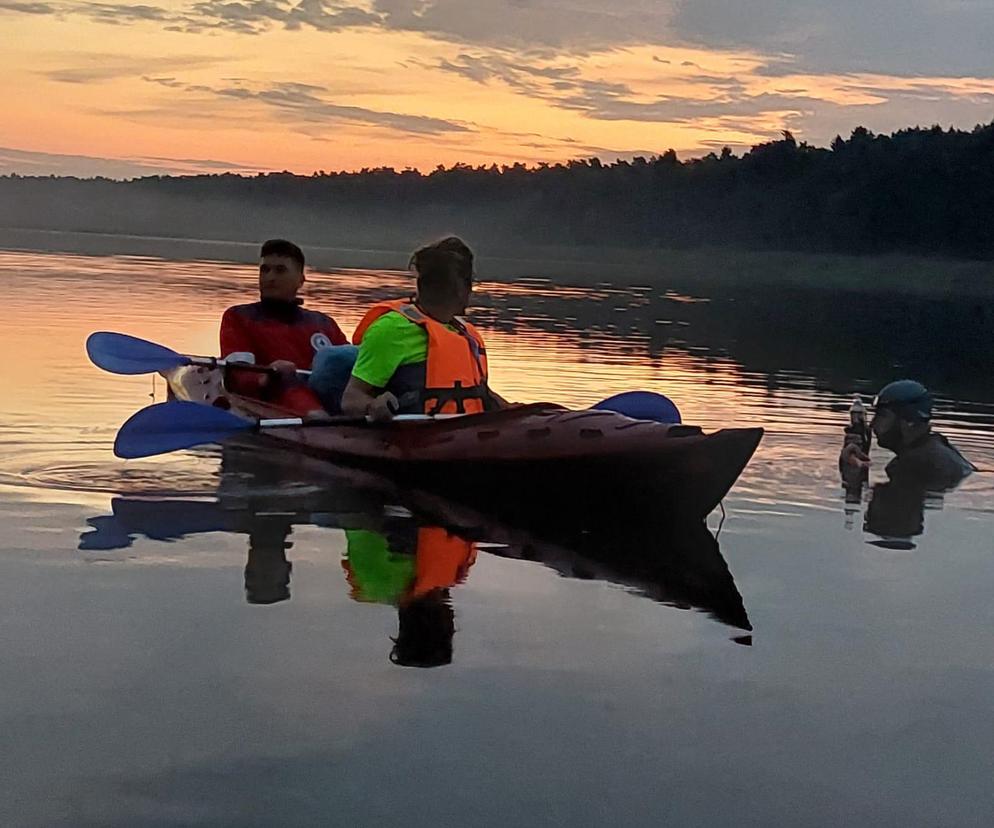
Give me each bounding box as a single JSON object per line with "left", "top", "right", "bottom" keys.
{"left": 344, "top": 529, "right": 415, "bottom": 604}
{"left": 351, "top": 313, "right": 428, "bottom": 388}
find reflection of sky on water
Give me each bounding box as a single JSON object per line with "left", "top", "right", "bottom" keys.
{"left": 2, "top": 248, "right": 992, "bottom": 511}
{"left": 2, "top": 249, "right": 994, "bottom": 825}
{"left": 3, "top": 483, "right": 994, "bottom": 825}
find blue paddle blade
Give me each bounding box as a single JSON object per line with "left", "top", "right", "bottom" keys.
{"left": 593, "top": 391, "right": 682, "bottom": 424}
{"left": 114, "top": 401, "right": 255, "bottom": 458}
{"left": 86, "top": 331, "right": 189, "bottom": 375}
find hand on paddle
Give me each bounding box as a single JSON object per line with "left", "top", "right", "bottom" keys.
{"left": 258, "top": 359, "right": 298, "bottom": 388}
{"left": 269, "top": 359, "right": 298, "bottom": 380}
{"left": 367, "top": 391, "right": 399, "bottom": 423}
{"left": 85, "top": 332, "right": 312, "bottom": 378}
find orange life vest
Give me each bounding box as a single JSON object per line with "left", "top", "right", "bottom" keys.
{"left": 409, "top": 527, "right": 477, "bottom": 599}
{"left": 340, "top": 526, "right": 477, "bottom": 605}
{"left": 352, "top": 299, "right": 492, "bottom": 415}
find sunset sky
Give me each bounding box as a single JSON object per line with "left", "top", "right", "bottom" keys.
{"left": 4, "top": 0, "right": 994, "bottom": 178}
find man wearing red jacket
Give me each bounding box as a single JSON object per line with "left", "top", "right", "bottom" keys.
{"left": 220, "top": 239, "right": 347, "bottom": 415}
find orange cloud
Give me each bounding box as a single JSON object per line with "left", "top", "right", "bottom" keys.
{"left": 3, "top": 4, "right": 994, "bottom": 177}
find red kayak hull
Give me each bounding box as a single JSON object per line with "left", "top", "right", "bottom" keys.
{"left": 165, "top": 366, "right": 763, "bottom": 523}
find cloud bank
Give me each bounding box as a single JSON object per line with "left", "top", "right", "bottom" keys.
{"left": 0, "top": 145, "right": 264, "bottom": 177}
{"left": 6, "top": 0, "right": 994, "bottom": 175}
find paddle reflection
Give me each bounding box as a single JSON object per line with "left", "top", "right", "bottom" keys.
{"left": 80, "top": 445, "right": 751, "bottom": 664}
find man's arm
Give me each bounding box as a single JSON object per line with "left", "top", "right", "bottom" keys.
{"left": 220, "top": 308, "right": 268, "bottom": 396}
{"left": 220, "top": 307, "right": 255, "bottom": 362}
{"left": 342, "top": 376, "right": 398, "bottom": 422}
{"left": 342, "top": 316, "right": 410, "bottom": 421}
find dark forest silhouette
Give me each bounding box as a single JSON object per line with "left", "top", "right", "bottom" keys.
{"left": 4, "top": 122, "right": 994, "bottom": 258}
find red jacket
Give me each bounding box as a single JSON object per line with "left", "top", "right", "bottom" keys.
{"left": 220, "top": 299, "right": 346, "bottom": 414}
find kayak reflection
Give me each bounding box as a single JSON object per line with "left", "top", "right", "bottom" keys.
{"left": 80, "top": 446, "right": 751, "bottom": 664}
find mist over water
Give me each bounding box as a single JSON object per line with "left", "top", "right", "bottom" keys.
{"left": 1, "top": 246, "right": 993, "bottom": 826}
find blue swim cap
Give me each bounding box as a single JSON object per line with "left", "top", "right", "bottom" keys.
{"left": 873, "top": 380, "right": 932, "bottom": 421}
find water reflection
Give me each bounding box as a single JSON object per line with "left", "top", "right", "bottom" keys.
{"left": 843, "top": 473, "right": 954, "bottom": 551}
{"left": 5, "top": 246, "right": 990, "bottom": 560}
{"left": 244, "top": 516, "right": 294, "bottom": 605}
{"left": 863, "top": 481, "right": 933, "bottom": 550}
{"left": 840, "top": 436, "right": 971, "bottom": 552}
{"left": 6, "top": 246, "right": 994, "bottom": 824}
{"left": 80, "top": 446, "right": 752, "bottom": 664}
{"left": 4, "top": 248, "right": 994, "bottom": 472}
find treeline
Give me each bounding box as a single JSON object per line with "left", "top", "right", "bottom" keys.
{"left": 4, "top": 121, "right": 994, "bottom": 258}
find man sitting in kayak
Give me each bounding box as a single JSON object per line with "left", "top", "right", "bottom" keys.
{"left": 336, "top": 236, "right": 505, "bottom": 421}
{"left": 220, "top": 239, "right": 348, "bottom": 416}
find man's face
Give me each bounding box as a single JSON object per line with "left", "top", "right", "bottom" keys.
{"left": 872, "top": 407, "right": 910, "bottom": 452}
{"left": 259, "top": 255, "right": 303, "bottom": 301}
{"left": 871, "top": 408, "right": 897, "bottom": 438}
{"left": 453, "top": 276, "right": 472, "bottom": 314}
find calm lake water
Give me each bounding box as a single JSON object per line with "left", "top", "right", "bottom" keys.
{"left": 1, "top": 246, "right": 993, "bottom": 826}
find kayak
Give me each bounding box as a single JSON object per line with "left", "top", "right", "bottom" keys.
{"left": 163, "top": 365, "right": 763, "bottom": 523}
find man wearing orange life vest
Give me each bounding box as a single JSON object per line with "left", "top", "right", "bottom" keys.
{"left": 340, "top": 236, "right": 507, "bottom": 422}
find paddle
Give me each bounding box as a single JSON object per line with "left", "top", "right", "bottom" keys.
{"left": 115, "top": 387, "right": 683, "bottom": 459}
{"left": 115, "top": 402, "right": 257, "bottom": 458}
{"left": 86, "top": 331, "right": 311, "bottom": 377}
{"left": 95, "top": 333, "right": 682, "bottom": 457}
{"left": 113, "top": 401, "right": 442, "bottom": 459}
{"left": 88, "top": 332, "right": 681, "bottom": 423}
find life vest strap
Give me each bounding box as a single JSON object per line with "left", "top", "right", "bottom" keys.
{"left": 422, "top": 380, "right": 491, "bottom": 415}
{"left": 395, "top": 303, "right": 425, "bottom": 324}
{"left": 448, "top": 316, "right": 489, "bottom": 379}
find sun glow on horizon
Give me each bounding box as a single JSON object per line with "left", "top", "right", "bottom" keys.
{"left": 4, "top": 2, "right": 994, "bottom": 178}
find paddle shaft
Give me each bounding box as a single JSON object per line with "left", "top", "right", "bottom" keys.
{"left": 86, "top": 333, "right": 316, "bottom": 378}
{"left": 112, "top": 400, "right": 461, "bottom": 459}
{"left": 257, "top": 413, "right": 456, "bottom": 428}
{"left": 91, "top": 335, "right": 679, "bottom": 424}
{"left": 188, "top": 355, "right": 312, "bottom": 378}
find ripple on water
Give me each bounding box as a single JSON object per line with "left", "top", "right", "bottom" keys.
{"left": 0, "top": 444, "right": 224, "bottom": 498}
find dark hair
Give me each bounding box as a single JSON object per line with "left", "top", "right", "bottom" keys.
{"left": 389, "top": 591, "right": 455, "bottom": 668}
{"left": 260, "top": 238, "right": 305, "bottom": 270}
{"left": 243, "top": 525, "right": 293, "bottom": 605}
{"left": 409, "top": 236, "right": 474, "bottom": 292}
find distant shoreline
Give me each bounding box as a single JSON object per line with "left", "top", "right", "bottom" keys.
{"left": 2, "top": 226, "right": 992, "bottom": 298}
